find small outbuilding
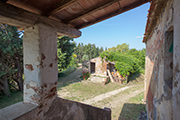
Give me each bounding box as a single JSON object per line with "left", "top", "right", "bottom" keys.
{"left": 89, "top": 57, "right": 122, "bottom": 84}
{"left": 89, "top": 57, "right": 126, "bottom": 84}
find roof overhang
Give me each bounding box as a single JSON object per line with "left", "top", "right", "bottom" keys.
{"left": 0, "top": 0, "right": 151, "bottom": 38}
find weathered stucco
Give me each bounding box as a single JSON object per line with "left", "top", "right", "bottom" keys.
{"left": 172, "top": 0, "right": 180, "bottom": 119}
{"left": 23, "top": 23, "right": 58, "bottom": 106}
{"left": 145, "top": 0, "right": 180, "bottom": 119}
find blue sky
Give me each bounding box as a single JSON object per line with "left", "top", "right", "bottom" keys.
{"left": 74, "top": 3, "right": 150, "bottom": 50}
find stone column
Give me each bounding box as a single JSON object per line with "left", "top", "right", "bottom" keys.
{"left": 23, "top": 23, "right": 58, "bottom": 106}
{"left": 173, "top": 0, "right": 180, "bottom": 119}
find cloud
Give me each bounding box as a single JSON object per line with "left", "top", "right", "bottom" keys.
{"left": 136, "top": 35, "right": 144, "bottom": 39}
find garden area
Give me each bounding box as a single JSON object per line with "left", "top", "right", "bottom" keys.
{"left": 0, "top": 24, "right": 146, "bottom": 120}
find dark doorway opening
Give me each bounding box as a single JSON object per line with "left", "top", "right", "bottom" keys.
{"left": 91, "top": 62, "right": 95, "bottom": 73}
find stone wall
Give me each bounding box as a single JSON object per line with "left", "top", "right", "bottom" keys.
{"left": 145, "top": 0, "right": 180, "bottom": 119}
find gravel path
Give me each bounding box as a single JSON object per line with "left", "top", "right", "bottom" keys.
{"left": 81, "top": 85, "right": 144, "bottom": 105}
{"left": 81, "top": 86, "right": 133, "bottom": 104}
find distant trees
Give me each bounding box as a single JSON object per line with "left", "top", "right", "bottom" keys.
{"left": 74, "top": 43, "right": 104, "bottom": 62}
{"left": 82, "top": 54, "right": 89, "bottom": 62}
{"left": 0, "top": 24, "right": 23, "bottom": 96}
{"left": 100, "top": 43, "right": 145, "bottom": 77}
{"left": 57, "top": 36, "right": 77, "bottom": 71}
{"left": 108, "top": 43, "right": 129, "bottom": 53}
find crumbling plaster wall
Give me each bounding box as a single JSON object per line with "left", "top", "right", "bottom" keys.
{"left": 145, "top": 0, "right": 174, "bottom": 120}
{"left": 23, "top": 23, "right": 58, "bottom": 106}
{"left": 23, "top": 23, "right": 59, "bottom": 119}
{"left": 172, "top": 0, "right": 180, "bottom": 119}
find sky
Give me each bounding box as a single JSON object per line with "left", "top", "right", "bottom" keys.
{"left": 74, "top": 3, "right": 150, "bottom": 50}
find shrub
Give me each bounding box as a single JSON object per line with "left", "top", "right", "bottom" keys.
{"left": 82, "top": 72, "right": 90, "bottom": 80}
{"left": 100, "top": 49, "right": 145, "bottom": 77}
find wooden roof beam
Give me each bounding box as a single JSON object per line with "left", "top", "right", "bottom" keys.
{"left": 0, "top": 1, "right": 81, "bottom": 38}
{"left": 42, "top": 0, "right": 79, "bottom": 16}
{"left": 76, "top": 0, "right": 151, "bottom": 29}
{"left": 64, "top": 0, "right": 121, "bottom": 24}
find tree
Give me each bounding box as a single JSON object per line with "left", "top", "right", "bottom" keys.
{"left": 74, "top": 43, "right": 82, "bottom": 62}
{"left": 127, "top": 48, "right": 146, "bottom": 68}
{"left": 57, "top": 48, "right": 66, "bottom": 71}
{"left": 96, "top": 47, "right": 100, "bottom": 56}
{"left": 99, "top": 47, "right": 104, "bottom": 54}
{"left": 82, "top": 54, "right": 89, "bottom": 62}
{"left": 100, "top": 44, "right": 145, "bottom": 77}
{"left": 108, "top": 43, "right": 129, "bottom": 53}
{"left": 91, "top": 44, "right": 98, "bottom": 58}
{"left": 84, "top": 43, "right": 92, "bottom": 60}
{"left": 69, "top": 54, "right": 78, "bottom": 67}
{"left": 57, "top": 36, "right": 76, "bottom": 71}
{"left": 74, "top": 43, "right": 104, "bottom": 62}
{"left": 0, "top": 24, "right": 23, "bottom": 96}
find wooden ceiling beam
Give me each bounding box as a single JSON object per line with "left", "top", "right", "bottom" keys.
{"left": 64, "top": 0, "right": 121, "bottom": 24}
{"left": 0, "top": 1, "right": 81, "bottom": 38}
{"left": 76, "top": 0, "right": 151, "bottom": 29}
{"left": 42, "top": 0, "right": 79, "bottom": 16}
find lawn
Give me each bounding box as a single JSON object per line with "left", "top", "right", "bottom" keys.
{"left": 58, "top": 81, "right": 127, "bottom": 101}
{"left": 57, "top": 73, "right": 144, "bottom": 102}
{"left": 0, "top": 72, "right": 146, "bottom": 120}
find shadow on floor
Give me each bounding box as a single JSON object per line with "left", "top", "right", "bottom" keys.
{"left": 127, "top": 73, "right": 142, "bottom": 83}
{"left": 118, "top": 103, "right": 146, "bottom": 120}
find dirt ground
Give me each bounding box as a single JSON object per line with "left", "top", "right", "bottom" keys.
{"left": 58, "top": 64, "right": 83, "bottom": 85}
{"left": 57, "top": 64, "right": 146, "bottom": 120}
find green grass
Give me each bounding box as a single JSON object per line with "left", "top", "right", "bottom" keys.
{"left": 129, "top": 92, "right": 144, "bottom": 103}
{"left": 58, "top": 73, "right": 144, "bottom": 102}
{"left": 60, "top": 81, "right": 127, "bottom": 101}
{"left": 0, "top": 91, "right": 23, "bottom": 109}
{"left": 119, "top": 92, "right": 146, "bottom": 120}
